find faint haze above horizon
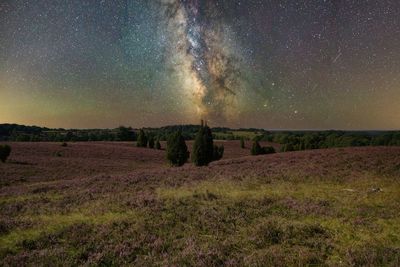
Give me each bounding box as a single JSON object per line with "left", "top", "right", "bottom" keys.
{"left": 1, "top": 0, "right": 400, "bottom": 130}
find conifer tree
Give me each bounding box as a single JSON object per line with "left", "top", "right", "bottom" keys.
{"left": 148, "top": 136, "right": 155, "bottom": 149}
{"left": 192, "top": 121, "right": 208, "bottom": 166}
{"left": 155, "top": 140, "right": 161, "bottom": 150}
{"left": 251, "top": 140, "right": 263, "bottom": 155}
{"left": 192, "top": 121, "right": 224, "bottom": 166}
{"left": 240, "top": 137, "right": 245, "bottom": 149}
{"left": 263, "top": 146, "right": 276, "bottom": 154}
{"left": 212, "top": 144, "right": 224, "bottom": 161}
{"left": 137, "top": 129, "right": 148, "bottom": 147}
{"left": 166, "top": 131, "right": 189, "bottom": 166}
{"left": 0, "top": 145, "right": 11, "bottom": 163}
{"left": 251, "top": 140, "right": 276, "bottom": 155}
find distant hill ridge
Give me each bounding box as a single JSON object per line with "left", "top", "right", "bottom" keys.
{"left": 1, "top": 123, "right": 400, "bottom": 149}
{"left": 0, "top": 123, "right": 265, "bottom": 142}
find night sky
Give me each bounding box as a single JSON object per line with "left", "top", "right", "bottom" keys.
{"left": 0, "top": 0, "right": 399, "bottom": 129}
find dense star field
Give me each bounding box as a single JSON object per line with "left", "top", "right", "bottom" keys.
{"left": 1, "top": 0, "right": 400, "bottom": 129}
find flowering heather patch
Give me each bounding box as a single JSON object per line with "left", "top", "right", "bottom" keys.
{"left": 0, "top": 142, "right": 399, "bottom": 265}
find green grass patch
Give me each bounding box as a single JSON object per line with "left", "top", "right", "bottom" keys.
{"left": 1, "top": 169, "right": 399, "bottom": 265}
{"left": 0, "top": 211, "right": 138, "bottom": 254}
{"left": 156, "top": 175, "right": 400, "bottom": 265}
{"left": 0, "top": 193, "right": 63, "bottom": 205}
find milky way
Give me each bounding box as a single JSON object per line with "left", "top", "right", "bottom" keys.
{"left": 1, "top": 0, "right": 400, "bottom": 129}
{"left": 162, "top": 0, "right": 242, "bottom": 124}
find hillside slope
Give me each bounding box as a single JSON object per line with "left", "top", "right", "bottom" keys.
{"left": 1, "top": 143, "right": 399, "bottom": 266}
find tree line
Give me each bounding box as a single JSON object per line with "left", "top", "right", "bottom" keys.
{"left": 258, "top": 131, "right": 400, "bottom": 152}
{"left": 1, "top": 124, "right": 400, "bottom": 152}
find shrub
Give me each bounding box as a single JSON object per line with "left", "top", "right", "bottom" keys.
{"left": 0, "top": 145, "right": 11, "bottom": 163}
{"left": 192, "top": 121, "right": 215, "bottom": 166}
{"left": 251, "top": 141, "right": 263, "bottom": 155}
{"left": 263, "top": 146, "right": 276, "bottom": 154}
{"left": 251, "top": 142, "right": 275, "bottom": 155}
{"left": 148, "top": 136, "right": 155, "bottom": 149}
{"left": 281, "top": 143, "right": 294, "bottom": 152}
{"left": 155, "top": 140, "right": 161, "bottom": 150}
{"left": 240, "top": 137, "right": 245, "bottom": 149}
{"left": 166, "top": 131, "right": 189, "bottom": 166}
{"left": 137, "top": 129, "right": 148, "bottom": 147}
{"left": 213, "top": 145, "right": 224, "bottom": 161}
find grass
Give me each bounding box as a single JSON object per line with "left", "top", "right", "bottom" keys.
{"left": 0, "top": 193, "right": 63, "bottom": 205}
{"left": 0, "top": 175, "right": 400, "bottom": 266}
{"left": 0, "top": 210, "right": 138, "bottom": 255}
{"left": 156, "top": 175, "right": 400, "bottom": 265}
{"left": 1, "top": 173, "right": 399, "bottom": 265}
{"left": 1, "top": 144, "right": 400, "bottom": 265}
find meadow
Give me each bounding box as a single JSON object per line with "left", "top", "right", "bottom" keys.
{"left": 0, "top": 141, "right": 399, "bottom": 266}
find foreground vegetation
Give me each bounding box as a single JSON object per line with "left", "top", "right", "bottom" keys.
{"left": 0, "top": 145, "right": 11, "bottom": 163}
{"left": 0, "top": 143, "right": 399, "bottom": 266}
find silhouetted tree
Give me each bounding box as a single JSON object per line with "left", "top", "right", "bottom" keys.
{"left": 155, "top": 140, "right": 161, "bottom": 150}
{"left": 137, "top": 129, "right": 148, "bottom": 147}
{"left": 148, "top": 136, "right": 155, "bottom": 149}
{"left": 0, "top": 145, "right": 11, "bottom": 163}
{"left": 251, "top": 141, "right": 276, "bottom": 155}
{"left": 166, "top": 131, "right": 189, "bottom": 166}
{"left": 213, "top": 145, "right": 224, "bottom": 161}
{"left": 117, "top": 126, "right": 136, "bottom": 141}
{"left": 251, "top": 141, "right": 263, "bottom": 155}
{"left": 192, "top": 121, "right": 215, "bottom": 166}
{"left": 263, "top": 146, "right": 276, "bottom": 154}
{"left": 65, "top": 131, "right": 74, "bottom": 142}
{"left": 240, "top": 137, "right": 245, "bottom": 149}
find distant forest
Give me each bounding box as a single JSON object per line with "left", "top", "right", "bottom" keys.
{"left": 1, "top": 123, "right": 400, "bottom": 151}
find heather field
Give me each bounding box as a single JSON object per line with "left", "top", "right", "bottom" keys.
{"left": 0, "top": 142, "right": 400, "bottom": 266}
